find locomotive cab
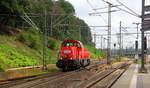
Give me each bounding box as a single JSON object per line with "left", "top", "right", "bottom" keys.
{"left": 56, "top": 40, "right": 90, "bottom": 71}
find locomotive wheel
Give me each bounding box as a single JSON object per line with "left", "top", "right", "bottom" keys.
{"left": 76, "top": 62, "right": 81, "bottom": 69}
{"left": 76, "top": 59, "right": 81, "bottom": 68}
{"left": 62, "top": 66, "right": 68, "bottom": 72}
{"left": 82, "top": 60, "right": 86, "bottom": 67}
{"left": 87, "top": 59, "right": 90, "bottom": 65}
{"left": 80, "top": 60, "right": 83, "bottom": 67}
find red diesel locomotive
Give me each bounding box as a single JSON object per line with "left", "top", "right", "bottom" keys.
{"left": 56, "top": 40, "right": 90, "bottom": 71}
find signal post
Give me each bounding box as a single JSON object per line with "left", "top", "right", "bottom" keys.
{"left": 140, "top": 0, "right": 149, "bottom": 73}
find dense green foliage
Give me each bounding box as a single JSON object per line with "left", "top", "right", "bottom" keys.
{"left": 57, "top": 0, "right": 75, "bottom": 14}
{"left": 47, "top": 38, "right": 61, "bottom": 50}
{"left": 0, "top": 0, "right": 93, "bottom": 45}
{"left": 0, "top": 35, "right": 40, "bottom": 71}
{"left": 0, "top": 0, "right": 30, "bottom": 26}
{"left": 17, "top": 29, "right": 41, "bottom": 50}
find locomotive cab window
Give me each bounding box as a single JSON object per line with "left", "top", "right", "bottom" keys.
{"left": 77, "top": 43, "right": 81, "bottom": 48}
{"left": 63, "top": 42, "right": 75, "bottom": 47}
{"left": 74, "top": 42, "right": 81, "bottom": 48}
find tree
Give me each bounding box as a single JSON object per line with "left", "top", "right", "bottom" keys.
{"left": 0, "top": 0, "right": 93, "bottom": 45}
{"left": 57, "top": 0, "right": 75, "bottom": 15}
{"left": 0, "top": 0, "right": 30, "bottom": 26}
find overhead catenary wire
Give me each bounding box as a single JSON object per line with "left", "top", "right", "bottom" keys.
{"left": 86, "top": 0, "right": 108, "bottom": 24}
{"left": 21, "top": 13, "right": 39, "bottom": 30}
{"left": 93, "top": 5, "right": 121, "bottom": 10}
{"left": 115, "top": 0, "right": 140, "bottom": 17}
{"left": 49, "top": 2, "right": 72, "bottom": 27}
{"left": 115, "top": 7, "right": 138, "bottom": 17}
{"left": 86, "top": 0, "right": 95, "bottom": 8}
{"left": 89, "top": 10, "right": 120, "bottom": 15}
{"left": 101, "top": 0, "right": 140, "bottom": 18}
{"left": 91, "top": 32, "right": 150, "bottom": 36}
{"left": 53, "top": 14, "right": 72, "bottom": 27}
{"left": 0, "top": 13, "right": 39, "bottom": 30}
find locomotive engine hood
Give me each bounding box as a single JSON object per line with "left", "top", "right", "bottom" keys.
{"left": 60, "top": 47, "right": 76, "bottom": 60}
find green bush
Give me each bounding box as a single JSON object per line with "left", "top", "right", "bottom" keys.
{"left": 17, "top": 32, "right": 28, "bottom": 44}
{"left": 47, "top": 38, "right": 60, "bottom": 50}
{"left": 28, "top": 34, "right": 41, "bottom": 50}
{"left": 2, "top": 48, "right": 38, "bottom": 68}
{"left": 0, "top": 54, "right": 7, "bottom": 71}
{"left": 0, "top": 65, "right": 5, "bottom": 72}
{"left": 17, "top": 30, "right": 41, "bottom": 50}
{"left": 28, "top": 29, "right": 40, "bottom": 35}
{"left": 0, "top": 39, "right": 39, "bottom": 70}
{"left": 85, "top": 45, "right": 104, "bottom": 59}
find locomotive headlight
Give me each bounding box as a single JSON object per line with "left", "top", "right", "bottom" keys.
{"left": 70, "top": 57, "right": 73, "bottom": 60}
{"left": 60, "top": 57, "right": 62, "bottom": 60}
{"left": 64, "top": 50, "right": 71, "bottom": 54}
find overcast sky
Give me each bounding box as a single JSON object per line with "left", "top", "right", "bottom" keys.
{"left": 66, "top": 0, "right": 150, "bottom": 49}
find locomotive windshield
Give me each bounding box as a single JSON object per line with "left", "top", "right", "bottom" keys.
{"left": 62, "top": 42, "right": 81, "bottom": 48}
{"left": 63, "top": 42, "right": 74, "bottom": 47}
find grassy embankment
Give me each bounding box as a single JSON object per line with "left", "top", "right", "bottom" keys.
{"left": 0, "top": 29, "right": 104, "bottom": 71}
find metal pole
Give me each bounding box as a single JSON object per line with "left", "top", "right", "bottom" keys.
{"left": 133, "top": 22, "right": 140, "bottom": 58}
{"left": 136, "top": 23, "right": 139, "bottom": 58}
{"left": 101, "top": 35, "right": 103, "bottom": 51}
{"left": 107, "top": 4, "right": 111, "bottom": 64}
{"left": 149, "top": 35, "right": 150, "bottom": 50}
{"left": 94, "top": 33, "right": 96, "bottom": 47}
{"left": 126, "top": 47, "right": 127, "bottom": 56}
{"left": 113, "top": 43, "right": 115, "bottom": 56}
{"left": 42, "top": 29, "right": 45, "bottom": 70}
{"left": 137, "top": 23, "right": 140, "bottom": 39}
{"left": 122, "top": 32, "right": 123, "bottom": 55}
{"left": 119, "top": 21, "right": 122, "bottom": 58}
{"left": 50, "top": 14, "right": 53, "bottom": 37}
{"left": 140, "top": 0, "right": 147, "bottom": 73}
{"left": 79, "top": 27, "right": 81, "bottom": 41}
{"left": 42, "top": 10, "right": 48, "bottom": 71}
{"left": 104, "top": 38, "right": 106, "bottom": 49}
{"left": 141, "top": 31, "right": 146, "bottom": 69}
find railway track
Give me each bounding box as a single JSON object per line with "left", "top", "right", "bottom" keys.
{"left": 0, "top": 60, "right": 105, "bottom": 88}
{"left": 0, "top": 60, "right": 131, "bottom": 88}
{"left": 76, "top": 62, "right": 131, "bottom": 88}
